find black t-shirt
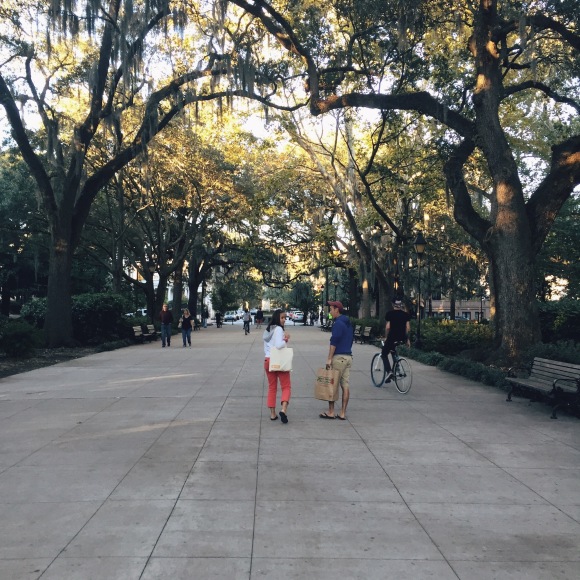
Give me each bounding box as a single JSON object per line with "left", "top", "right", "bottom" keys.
{"left": 385, "top": 309, "right": 410, "bottom": 341}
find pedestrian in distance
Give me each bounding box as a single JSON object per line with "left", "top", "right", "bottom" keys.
{"left": 263, "top": 309, "right": 291, "bottom": 423}
{"left": 381, "top": 298, "right": 411, "bottom": 383}
{"left": 159, "top": 303, "right": 173, "bottom": 347}
{"left": 320, "top": 300, "right": 354, "bottom": 420}
{"left": 255, "top": 307, "right": 264, "bottom": 329}
{"left": 242, "top": 309, "right": 251, "bottom": 335}
{"left": 180, "top": 308, "right": 193, "bottom": 347}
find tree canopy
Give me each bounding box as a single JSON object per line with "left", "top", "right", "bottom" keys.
{"left": 0, "top": 0, "right": 578, "bottom": 362}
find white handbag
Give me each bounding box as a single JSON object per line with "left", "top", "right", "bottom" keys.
{"left": 269, "top": 347, "right": 293, "bottom": 372}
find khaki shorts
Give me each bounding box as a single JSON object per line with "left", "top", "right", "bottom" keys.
{"left": 332, "top": 355, "right": 352, "bottom": 390}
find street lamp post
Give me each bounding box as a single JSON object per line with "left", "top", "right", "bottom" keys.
{"left": 331, "top": 278, "right": 339, "bottom": 301}
{"left": 414, "top": 231, "right": 427, "bottom": 348}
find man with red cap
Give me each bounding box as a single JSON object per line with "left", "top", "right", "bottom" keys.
{"left": 320, "top": 300, "right": 354, "bottom": 420}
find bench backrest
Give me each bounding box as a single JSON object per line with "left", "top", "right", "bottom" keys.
{"left": 362, "top": 326, "right": 372, "bottom": 336}
{"left": 530, "top": 358, "right": 580, "bottom": 386}
{"left": 133, "top": 326, "right": 143, "bottom": 336}
{"left": 146, "top": 325, "right": 156, "bottom": 333}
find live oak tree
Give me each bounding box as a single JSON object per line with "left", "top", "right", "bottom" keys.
{"left": 0, "top": 0, "right": 264, "bottom": 345}
{"left": 226, "top": 0, "right": 580, "bottom": 361}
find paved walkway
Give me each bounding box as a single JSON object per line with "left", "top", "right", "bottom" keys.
{"left": 0, "top": 322, "right": 579, "bottom": 579}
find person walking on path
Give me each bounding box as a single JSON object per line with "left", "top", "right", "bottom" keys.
{"left": 159, "top": 304, "right": 173, "bottom": 347}
{"left": 242, "top": 309, "right": 251, "bottom": 335}
{"left": 263, "top": 309, "right": 291, "bottom": 423}
{"left": 381, "top": 298, "right": 411, "bottom": 383}
{"left": 255, "top": 308, "right": 264, "bottom": 329}
{"left": 180, "top": 308, "right": 193, "bottom": 347}
{"left": 320, "top": 300, "right": 354, "bottom": 420}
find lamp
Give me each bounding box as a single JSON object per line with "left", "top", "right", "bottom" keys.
{"left": 414, "top": 231, "right": 427, "bottom": 348}
{"left": 331, "top": 278, "right": 339, "bottom": 300}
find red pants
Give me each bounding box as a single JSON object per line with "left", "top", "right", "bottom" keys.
{"left": 264, "top": 358, "right": 291, "bottom": 408}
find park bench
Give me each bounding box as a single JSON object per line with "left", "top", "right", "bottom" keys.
{"left": 506, "top": 357, "right": 580, "bottom": 419}
{"left": 145, "top": 325, "right": 158, "bottom": 340}
{"left": 359, "top": 326, "right": 373, "bottom": 343}
{"left": 353, "top": 325, "right": 362, "bottom": 343}
{"left": 193, "top": 319, "right": 202, "bottom": 331}
{"left": 132, "top": 325, "right": 154, "bottom": 343}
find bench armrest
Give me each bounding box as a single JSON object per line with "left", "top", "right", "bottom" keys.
{"left": 507, "top": 364, "right": 531, "bottom": 378}
{"left": 553, "top": 378, "right": 580, "bottom": 392}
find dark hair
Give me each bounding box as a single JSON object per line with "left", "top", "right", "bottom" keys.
{"left": 267, "top": 309, "right": 285, "bottom": 331}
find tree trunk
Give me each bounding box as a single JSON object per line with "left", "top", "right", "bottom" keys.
{"left": 487, "top": 233, "right": 541, "bottom": 360}
{"left": 0, "top": 275, "right": 12, "bottom": 316}
{"left": 360, "top": 271, "right": 371, "bottom": 318}
{"left": 45, "top": 236, "right": 74, "bottom": 347}
{"left": 172, "top": 262, "right": 184, "bottom": 321}
{"left": 449, "top": 269, "right": 456, "bottom": 320}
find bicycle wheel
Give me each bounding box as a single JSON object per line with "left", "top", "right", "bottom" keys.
{"left": 371, "top": 353, "right": 386, "bottom": 387}
{"left": 393, "top": 357, "right": 412, "bottom": 394}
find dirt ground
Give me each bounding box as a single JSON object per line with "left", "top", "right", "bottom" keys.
{"left": 0, "top": 347, "right": 101, "bottom": 380}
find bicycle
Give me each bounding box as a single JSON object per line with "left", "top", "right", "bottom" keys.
{"left": 371, "top": 340, "right": 412, "bottom": 394}
{"left": 243, "top": 320, "right": 250, "bottom": 335}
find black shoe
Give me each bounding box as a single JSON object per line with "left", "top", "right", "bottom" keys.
{"left": 384, "top": 372, "right": 393, "bottom": 384}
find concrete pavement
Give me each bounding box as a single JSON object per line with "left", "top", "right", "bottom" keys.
{"left": 0, "top": 321, "right": 579, "bottom": 579}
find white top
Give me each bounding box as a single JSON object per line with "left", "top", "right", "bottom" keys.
{"left": 263, "top": 325, "right": 287, "bottom": 358}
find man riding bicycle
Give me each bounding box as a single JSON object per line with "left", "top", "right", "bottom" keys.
{"left": 381, "top": 298, "right": 411, "bottom": 383}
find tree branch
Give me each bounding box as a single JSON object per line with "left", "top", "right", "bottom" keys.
{"left": 527, "top": 134, "right": 580, "bottom": 254}
{"left": 444, "top": 138, "right": 491, "bottom": 247}
{"left": 0, "top": 74, "right": 56, "bottom": 218}
{"left": 504, "top": 80, "right": 580, "bottom": 114}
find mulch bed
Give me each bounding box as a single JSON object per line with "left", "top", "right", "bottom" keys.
{"left": 0, "top": 347, "right": 101, "bottom": 379}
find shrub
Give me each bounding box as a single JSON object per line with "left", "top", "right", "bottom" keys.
{"left": 20, "top": 293, "right": 133, "bottom": 345}
{"left": 0, "top": 320, "right": 43, "bottom": 358}
{"left": 401, "top": 345, "right": 508, "bottom": 388}
{"left": 538, "top": 300, "right": 580, "bottom": 343}
{"left": 20, "top": 298, "right": 48, "bottom": 328}
{"left": 417, "top": 318, "right": 494, "bottom": 355}
{"left": 72, "top": 293, "right": 132, "bottom": 344}
{"left": 524, "top": 341, "right": 580, "bottom": 365}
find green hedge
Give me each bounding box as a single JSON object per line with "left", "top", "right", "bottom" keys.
{"left": 417, "top": 318, "right": 494, "bottom": 355}
{"left": 21, "top": 293, "right": 133, "bottom": 345}
{"left": 538, "top": 299, "right": 580, "bottom": 343}
{"left": 523, "top": 340, "right": 580, "bottom": 365}
{"left": 399, "top": 345, "right": 508, "bottom": 388}
{"left": 0, "top": 320, "right": 43, "bottom": 358}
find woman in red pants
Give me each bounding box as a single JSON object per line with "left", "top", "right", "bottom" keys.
{"left": 262, "top": 309, "right": 291, "bottom": 423}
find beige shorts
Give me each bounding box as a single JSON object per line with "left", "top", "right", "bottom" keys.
{"left": 332, "top": 355, "right": 352, "bottom": 390}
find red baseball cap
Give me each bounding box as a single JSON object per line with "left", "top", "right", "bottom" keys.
{"left": 327, "top": 300, "right": 344, "bottom": 310}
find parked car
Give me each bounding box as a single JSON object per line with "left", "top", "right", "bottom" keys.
{"left": 250, "top": 308, "right": 258, "bottom": 315}
{"left": 292, "top": 311, "right": 304, "bottom": 323}
{"left": 223, "top": 311, "right": 237, "bottom": 322}
{"left": 124, "top": 308, "right": 147, "bottom": 317}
